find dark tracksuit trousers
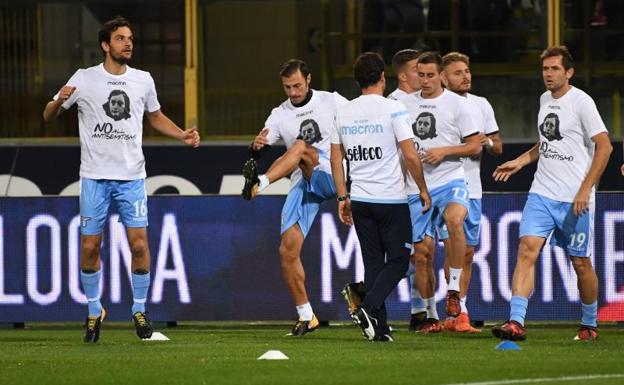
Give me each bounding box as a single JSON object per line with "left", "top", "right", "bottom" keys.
{"left": 351, "top": 201, "right": 412, "bottom": 329}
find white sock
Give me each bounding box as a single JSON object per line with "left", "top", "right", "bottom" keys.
{"left": 296, "top": 302, "right": 313, "bottom": 321}
{"left": 411, "top": 287, "right": 426, "bottom": 314}
{"left": 258, "top": 175, "right": 270, "bottom": 192}
{"left": 425, "top": 297, "right": 438, "bottom": 320}
{"left": 448, "top": 267, "right": 462, "bottom": 292}
{"left": 460, "top": 296, "right": 468, "bottom": 314}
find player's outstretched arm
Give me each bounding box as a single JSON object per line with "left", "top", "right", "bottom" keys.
{"left": 399, "top": 139, "right": 431, "bottom": 213}
{"left": 146, "top": 110, "right": 200, "bottom": 147}
{"left": 330, "top": 143, "right": 352, "bottom": 226}
{"left": 42, "top": 86, "right": 76, "bottom": 122}
{"left": 482, "top": 133, "right": 503, "bottom": 156}
{"left": 492, "top": 142, "right": 539, "bottom": 182}
{"left": 573, "top": 132, "right": 612, "bottom": 215}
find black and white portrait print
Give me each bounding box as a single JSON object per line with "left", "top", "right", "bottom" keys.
{"left": 103, "top": 90, "right": 131, "bottom": 121}
{"left": 297, "top": 118, "right": 322, "bottom": 144}
{"left": 413, "top": 112, "right": 437, "bottom": 140}
{"left": 539, "top": 113, "right": 563, "bottom": 141}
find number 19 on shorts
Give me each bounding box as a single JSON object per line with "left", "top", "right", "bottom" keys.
{"left": 568, "top": 232, "right": 586, "bottom": 249}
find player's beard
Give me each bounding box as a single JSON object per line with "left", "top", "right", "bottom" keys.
{"left": 449, "top": 83, "right": 471, "bottom": 95}
{"left": 110, "top": 50, "right": 131, "bottom": 65}
{"left": 458, "top": 81, "right": 471, "bottom": 94}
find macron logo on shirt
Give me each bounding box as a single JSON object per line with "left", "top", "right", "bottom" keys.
{"left": 340, "top": 123, "right": 384, "bottom": 136}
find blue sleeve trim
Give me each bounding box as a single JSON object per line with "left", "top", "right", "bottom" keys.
{"left": 390, "top": 110, "right": 409, "bottom": 119}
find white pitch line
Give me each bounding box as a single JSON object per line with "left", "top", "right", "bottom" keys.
{"left": 442, "top": 373, "right": 624, "bottom": 385}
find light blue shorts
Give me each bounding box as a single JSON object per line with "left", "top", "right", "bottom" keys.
{"left": 408, "top": 179, "right": 470, "bottom": 243}
{"left": 519, "top": 193, "right": 593, "bottom": 257}
{"left": 80, "top": 178, "right": 148, "bottom": 235}
{"left": 281, "top": 168, "right": 336, "bottom": 237}
{"left": 437, "top": 198, "right": 482, "bottom": 246}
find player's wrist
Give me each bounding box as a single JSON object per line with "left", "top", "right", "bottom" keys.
{"left": 249, "top": 144, "right": 262, "bottom": 160}
{"left": 337, "top": 194, "right": 350, "bottom": 202}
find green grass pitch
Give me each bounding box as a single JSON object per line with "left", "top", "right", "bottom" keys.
{"left": 1, "top": 322, "right": 623, "bottom": 385}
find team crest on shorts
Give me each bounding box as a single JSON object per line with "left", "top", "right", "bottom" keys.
{"left": 80, "top": 216, "right": 92, "bottom": 228}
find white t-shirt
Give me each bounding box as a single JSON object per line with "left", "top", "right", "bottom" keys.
{"left": 264, "top": 90, "right": 348, "bottom": 186}
{"left": 387, "top": 88, "right": 408, "bottom": 101}
{"left": 399, "top": 89, "right": 478, "bottom": 194}
{"left": 530, "top": 86, "right": 608, "bottom": 202}
{"left": 463, "top": 93, "right": 500, "bottom": 199}
{"left": 54, "top": 64, "right": 160, "bottom": 180}
{"left": 331, "top": 94, "right": 414, "bottom": 203}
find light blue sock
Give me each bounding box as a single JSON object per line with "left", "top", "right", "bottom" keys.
{"left": 408, "top": 273, "right": 426, "bottom": 313}
{"left": 581, "top": 301, "right": 598, "bottom": 327}
{"left": 80, "top": 270, "right": 102, "bottom": 317}
{"left": 509, "top": 295, "right": 529, "bottom": 326}
{"left": 131, "top": 272, "right": 151, "bottom": 315}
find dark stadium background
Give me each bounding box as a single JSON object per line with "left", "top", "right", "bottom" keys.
{"left": 0, "top": 0, "right": 623, "bottom": 324}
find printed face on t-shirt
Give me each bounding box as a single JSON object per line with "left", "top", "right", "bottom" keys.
{"left": 539, "top": 112, "right": 562, "bottom": 141}
{"left": 103, "top": 90, "right": 131, "bottom": 121}
{"left": 109, "top": 94, "right": 126, "bottom": 117}
{"left": 413, "top": 112, "right": 437, "bottom": 139}
{"left": 298, "top": 118, "right": 322, "bottom": 144}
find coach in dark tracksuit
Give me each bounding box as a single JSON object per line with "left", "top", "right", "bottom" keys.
{"left": 330, "top": 52, "right": 431, "bottom": 341}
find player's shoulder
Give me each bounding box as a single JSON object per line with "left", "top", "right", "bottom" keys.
{"left": 539, "top": 90, "right": 551, "bottom": 104}
{"left": 444, "top": 90, "right": 471, "bottom": 112}
{"left": 387, "top": 88, "right": 407, "bottom": 100}
{"left": 384, "top": 96, "right": 409, "bottom": 112}
{"left": 79, "top": 65, "right": 102, "bottom": 76}
{"left": 568, "top": 86, "right": 594, "bottom": 103}
{"left": 467, "top": 93, "right": 489, "bottom": 105}
{"left": 444, "top": 89, "right": 465, "bottom": 103}
{"left": 339, "top": 94, "right": 396, "bottom": 115}
{"left": 268, "top": 103, "right": 288, "bottom": 120}
{"left": 467, "top": 93, "right": 494, "bottom": 110}
{"left": 69, "top": 65, "right": 100, "bottom": 83}
{"left": 313, "top": 89, "right": 334, "bottom": 99}
{"left": 314, "top": 89, "right": 348, "bottom": 105}
{"left": 396, "top": 90, "right": 420, "bottom": 106}
{"left": 126, "top": 66, "right": 155, "bottom": 82}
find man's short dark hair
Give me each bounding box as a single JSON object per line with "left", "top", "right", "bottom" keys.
{"left": 99, "top": 16, "right": 132, "bottom": 58}
{"left": 354, "top": 52, "right": 384, "bottom": 89}
{"left": 540, "top": 46, "right": 574, "bottom": 70}
{"left": 280, "top": 59, "right": 310, "bottom": 78}
{"left": 392, "top": 49, "right": 420, "bottom": 74}
{"left": 417, "top": 51, "right": 443, "bottom": 73}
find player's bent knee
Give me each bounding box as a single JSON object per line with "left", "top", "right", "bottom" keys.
{"left": 290, "top": 140, "right": 308, "bottom": 155}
